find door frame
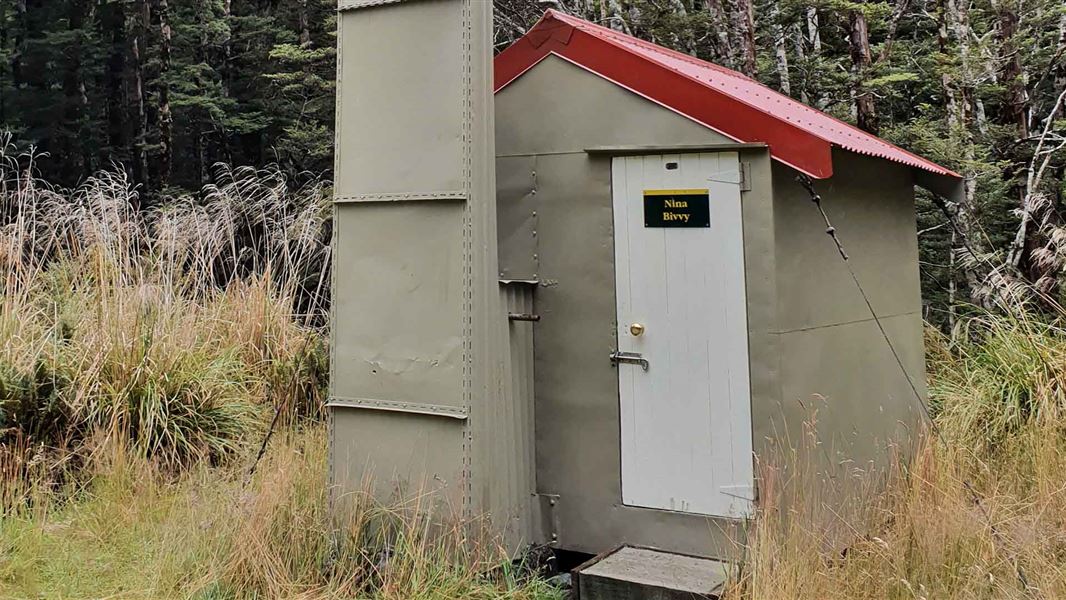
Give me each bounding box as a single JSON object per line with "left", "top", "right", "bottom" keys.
{"left": 610, "top": 152, "right": 756, "bottom": 519}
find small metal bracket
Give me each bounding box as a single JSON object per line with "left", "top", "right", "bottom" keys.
{"left": 536, "top": 493, "right": 562, "bottom": 545}
{"left": 508, "top": 312, "right": 541, "bottom": 322}
{"left": 740, "top": 162, "right": 752, "bottom": 191}
{"left": 610, "top": 351, "right": 649, "bottom": 371}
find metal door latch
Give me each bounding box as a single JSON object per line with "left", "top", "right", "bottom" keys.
{"left": 610, "top": 351, "right": 649, "bottom": 371}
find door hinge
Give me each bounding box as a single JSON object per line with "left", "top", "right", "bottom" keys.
{"left": 720, "top": 484, "right": 755, "bottom": 501}
{"left": 739, "top": 162, "right": 752, "bottom": 192}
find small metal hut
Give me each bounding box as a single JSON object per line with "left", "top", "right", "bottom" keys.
{"left": 490, "top": 10, "right": 960, "bottom": 558}
{"left": 329, "top": 4, "right": 961, "bottom": 563}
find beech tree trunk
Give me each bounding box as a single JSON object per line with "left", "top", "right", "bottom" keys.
{"left": 298, "top": 0, "right": 310, "bottom": 45}
{"left": 62, "top": 0, "right": 92, "bottom": 178}
{"left": 157, "top": 0, "right": 173, "bottom": 189}
{"left": 733, "top": 0, "right": 757, "bottom": 77}
{"left": 994, "top": 1, "right": 1029, "bottom": 138}
{"left": 128, "top": 0, "right": 150, "bottom": 193}
{"left": 806, "top": 6, "right": 825, "bottom": 107}
{"left": 938, "top": 0, "right": 984, "bottom": 301}
{"left": 992, "top": 1, "right": 1043, "bottom": 284}
{"left": 848, "top": 3, "right": 878, "bottom": 134}
{"left": 1057, "top": 12, "right": 1066, "bottom": 121}
{"left": 222, "top": 0, "right": 233, "bottom": 97}
{"left": 770, "top": 1, "right": 790, "bottom": 94}
{"left": 11, "top": 0, "right": 26, "bottom": 90}
{"left": 703, "top": 0, "right": 734, "bottom": 69}
{"left": 792, "top": 21, "right": 809, "bottom": 103}
{"left": 806, "top": 7, "right": 821, "bottom": 54}
{"left": 102, "top": 1, "right": 128, "bottom": 168}
{"left": 194, "top": 0, "right": 211, "bottom": 186}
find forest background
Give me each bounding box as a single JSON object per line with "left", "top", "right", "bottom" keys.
{"left": 0, "top": 0, "right": 1064, "bottom": 322}
{"left": 0, "top": 3, "right": 1064, "bottom": 596}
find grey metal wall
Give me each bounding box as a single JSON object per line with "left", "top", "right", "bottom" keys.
{"left": 331, "top": 0, "right": 534, "bottom": 552}
{"left": 495, "top": 54, "right": 927, "bottom": 558}
{"left": 760, "top": 151, "right": 926, "bottom": 473}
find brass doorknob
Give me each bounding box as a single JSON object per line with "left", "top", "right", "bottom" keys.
{"left": 629, "top": 323, "right": 646, "bottom": 336}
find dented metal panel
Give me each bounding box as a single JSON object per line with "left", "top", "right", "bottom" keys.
{"left": 332, "top": 202, "right": 465, "bottom": 411}
{"left": 331, "top": 408, "right": 465, "bottom": 502}
{"left": 327, "top": 397, "right": 469, "bottom": 420}
{"left": 332, "top": 0, "right": 534, "bottom": 553}
{"left": 496, "top": 156, "right": 539, "bottom": 280}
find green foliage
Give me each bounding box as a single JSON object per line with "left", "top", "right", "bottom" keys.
{"left": 931, "top": 310, "right": 1066, "bottom": 452}
{"left": 0, "top": 360, "right": 73, "bottom": 445}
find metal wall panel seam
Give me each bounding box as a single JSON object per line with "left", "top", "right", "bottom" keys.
{"left": 337, "top": 0, "right": 411, "bottom": 12}
{"left": 327, "top": 8, "right": 344, "bottom": 526}
{"left": 326, "top": 225, "right": 339, "bottom": 517}
{"left": 327, "top": 396, "right": 470, "bottom": 419}
{"left": 459, "top": 0, "right": 475, "bottom": 519}
{"left": 334, "top": 191, "right": 468, "bottom": 203}
{"left": 772, "top": 310, "right": 921, "bottom": 335}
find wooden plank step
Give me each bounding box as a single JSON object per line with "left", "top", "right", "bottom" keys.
{"left": 574, "top": 545, "right": 729, "bottom": 600}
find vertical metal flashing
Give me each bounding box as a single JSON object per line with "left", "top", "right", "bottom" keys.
{"left": 331, "top": 0, "right": 531, "bottom": 551}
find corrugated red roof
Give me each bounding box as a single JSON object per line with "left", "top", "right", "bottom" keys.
{"left": 495, "top": 10, "right": 959, "bottom": 180}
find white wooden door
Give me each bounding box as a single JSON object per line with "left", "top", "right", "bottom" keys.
{"left": 612, "top": 153, "right": 754, "bottom": 518}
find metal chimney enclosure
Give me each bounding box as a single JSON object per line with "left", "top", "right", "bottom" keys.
{"left": 329, "top": 0, "right": 535, "bottom": 551}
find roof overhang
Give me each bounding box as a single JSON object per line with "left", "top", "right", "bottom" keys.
{"left": 495, "top": 11, "right": 961, "bottom": 184}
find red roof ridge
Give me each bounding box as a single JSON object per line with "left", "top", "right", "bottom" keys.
{"left": 544, "top": 9, "right": 747, "bottom": 81}
{"left": 496, "top": 10, "right": 960, "bottom": 180}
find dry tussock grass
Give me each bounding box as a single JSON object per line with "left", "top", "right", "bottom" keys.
{"left": 733, "top": 312, "right": 1066, "bottom": 599}
{"left": 0, "top": 141, "right": 330, "bottom": 480}
{"left": 6, "top": 139, "right": 1066, "bottom": 598}
{"left": 1, "top": 429, "right": 555, "bottom": 599}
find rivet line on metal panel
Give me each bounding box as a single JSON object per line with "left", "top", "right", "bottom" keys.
{"left": 459, "top": 0, "right": 474, "bottom": 518}
{"left": 327, "top": 396, "right": 470, "bottom": 420}
{"left": 326, "top": 8, "right": 344, "bottom": 537}
{"left": 333, "top": 191, "right": 468, "bottom": 203}
{"left": 796, "top": 174, "right": 1033, "bottom": 597}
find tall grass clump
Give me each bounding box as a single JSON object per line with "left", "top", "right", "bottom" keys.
{"left": 933, "top": 309, "right": 1066, "bottom": 456}
{"left": 730, "top": 307, "right": 1066, "bottom": 599}
{"left": 0, "top": 137, "right": 331, "bottom": 495}
{"left": 0, "top": 427, "right": 560, "bottom": 599}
